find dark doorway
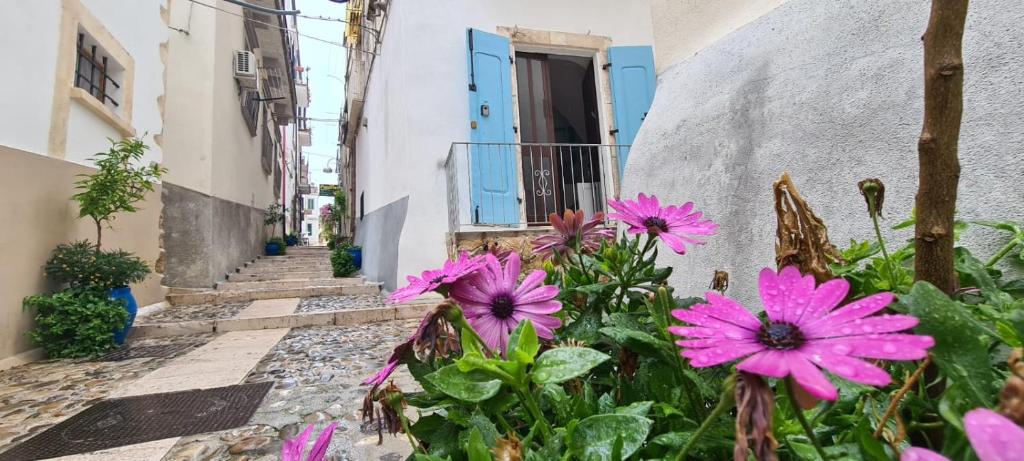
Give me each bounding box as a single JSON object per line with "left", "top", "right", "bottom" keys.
{"left": 515, "top": 52, "right": 603, "bottom": 224}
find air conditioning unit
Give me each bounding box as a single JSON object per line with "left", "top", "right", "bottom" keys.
{"left": 233, "top": 50, "right": 258, "bottom": 88}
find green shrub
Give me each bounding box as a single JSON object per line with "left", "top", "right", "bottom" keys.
{"left": 267, "top": 236, "right": 287, "bottom": 255}
{"left": 44, "top": 240, "right": 150, "bottom": 290}
{"left": 331, "top": 247, "right": 358, "bottom": 277}
{"left": 24, "top": 289, "right": 129, "bottom": 358}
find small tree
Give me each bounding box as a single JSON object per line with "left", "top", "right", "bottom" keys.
{"left": 264, "top": 203, "right": 285, "bottom": 240}
{"left": 73, "top": 138, "right": 166, "bottom": 249}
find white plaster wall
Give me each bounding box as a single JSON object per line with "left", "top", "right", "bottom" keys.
{"left": 355, "top": 0, "right": 656, "bottom": 283}
{"left": 0, "top": 0, "right": 165, "bottom": 166}
{"left": 624, "top": 0, "right": 1024, "bottom": 307}
{"left": 0, "top": 1, "right": 62, "bottom": 155}
{"left": 649, "top": 0, "right": 789, "bottom": 73}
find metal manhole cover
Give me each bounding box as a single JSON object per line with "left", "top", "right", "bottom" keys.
{"left": 93, "top": 343, "right": 198, "bottom": 362}
{"left": 0, "top": 382, "right": 273, "bottom": 460}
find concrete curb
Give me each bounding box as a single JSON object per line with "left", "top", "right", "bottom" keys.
{"left": 166, "top": 284, "right": 382, "bottom": 306}
{"left": 129, "top": 303, "right": 435, "bottom": 339}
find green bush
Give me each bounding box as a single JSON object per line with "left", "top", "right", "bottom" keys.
{"left": 331, "top": 247, "right": 358, "bottom": 277}
{"left": 24, "top": 289, "right": 129, "bottom": 358}
{"left": 267, "top": 236, "right": 287, "bottom": 255}
{"left": 44, "top": 240, "right": 150, "bottom": 290}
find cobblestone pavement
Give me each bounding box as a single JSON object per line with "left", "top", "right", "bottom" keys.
{"left": 296, "top": 295, "right": 388, "bottom": 313}
{"left": 0, "top": 334, "right": 215, "bottom": 452}
{"left": 137, "top": 302, "right": 251, "bottom": 324}
{"left": 161, "top": 320, "right": 419, "bottom": 461}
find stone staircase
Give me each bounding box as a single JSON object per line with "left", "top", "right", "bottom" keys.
{"left": 166, "top": 247, "right": 380, "bottom": 306}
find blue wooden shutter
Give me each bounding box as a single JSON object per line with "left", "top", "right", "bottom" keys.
{"left": 608, "top": 46, "right": 656, "bottom": 178}
{"left": 467, "top": 29, "right": 518, "bottom": 225}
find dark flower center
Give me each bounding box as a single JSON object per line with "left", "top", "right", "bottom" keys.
{"left": 757, "top": 322, "right": 805, "bottom": 350}
{"left": 643, "top": 216, "right": 669, "bottom": 233}
{"left": 430, "top": 275, "right": 447, "bottom": 284}
{"left": 490, "top": 294, "right": 516, "bottom": 319}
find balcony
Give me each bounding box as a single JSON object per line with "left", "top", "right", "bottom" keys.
{"left": 445, "top": 142, "right": 623, "bottom": 234}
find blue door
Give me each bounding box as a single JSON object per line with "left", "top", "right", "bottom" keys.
{"left": 608, "top": 46, "right": 656, "bottom": 178}
{"left": 467, "top": 29, "right": 518, "bottom": 225}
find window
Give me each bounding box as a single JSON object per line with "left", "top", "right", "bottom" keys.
{"left": 241, "top": 89, "right": 260, "bottom": 136}
{"left": 261, "top": 127, "right": 274, "bottom": 175}
{"left": 75, "top": 30, "right": 124, "bottom": 113}
{"left": 306, "top": 198, "right": 315, "bottom": 209}
{"left": 306, "top": 223, "right": 312, "bottom": 234}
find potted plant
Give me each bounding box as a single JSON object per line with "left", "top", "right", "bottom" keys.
{"left": 43, "top": 240, "right": 150, "bottom": 344}
{"left": 346, "top": 245, "right": 363, "bottom": 270}
{"left": 263, "top": 203, "right": 286, "bottom": 254}
{"left": 285, "top": 232, "right": 300, "bottom": 246}
{"left": 69, "top": 138, "right": 164, "bottom": 343}
{"left": 23, "top": 289, "right": 130, "bottom": 358}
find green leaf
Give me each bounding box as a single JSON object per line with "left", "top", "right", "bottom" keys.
{"left": 599, "top": 326, "right": 672, "bottom": 360}
{"left": 424, "top": 365, "right": 502, "bottom": 402}
{"left": 854, "top": 419, "right": 889, "bottom": 461}
{"left": 569, "top": 414, "right": 652, "bottom": 461}
{"left": 508, "top": 320, "right": 539, "bottom": 366}
{"left": 532, "top": 347, "right": 609, "bottom": 385}
{"left": 615, "top": 401, "right": 653, "bottom": 416}
{"left": 903, "top": 281, "right": 998, "bottom": 407}
{"left": 464, "top": 428, "right": 492, "bottom": 461}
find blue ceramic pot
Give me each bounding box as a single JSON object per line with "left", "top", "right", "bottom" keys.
{"left": 346, "top": 247, "right": 362, "bottom": 270}
{"left": 265, "top": 242, "right": 283, "bottom": 256}
{"left": 110, "top": 286, "right": 138, "bottom": 345}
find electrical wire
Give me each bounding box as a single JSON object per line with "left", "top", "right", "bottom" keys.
{"left": 185, "top": 0, "right": 378, "bottom": 55}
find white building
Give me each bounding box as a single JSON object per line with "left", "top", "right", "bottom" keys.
{"left": 341, "top": 0, "right": 657, "bottom": 290}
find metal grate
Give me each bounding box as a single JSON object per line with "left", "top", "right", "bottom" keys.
{"left": 74, "top": 33, "right": 120, "bottom": 108}
{"left": 92, "top": 343, "right": 198, "bottom": 362}
{"left": 0, "top": 382, "right": 272, "bottom": 460}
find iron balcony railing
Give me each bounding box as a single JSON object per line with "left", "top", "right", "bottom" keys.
{"left": 445, "top": 142, "right": 625, "bottom": 234}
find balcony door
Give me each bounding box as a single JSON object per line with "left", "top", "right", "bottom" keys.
{"left": 515, "top": 52, "right": 602, "bottom": 224}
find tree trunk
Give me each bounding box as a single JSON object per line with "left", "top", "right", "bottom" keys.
{"left": 95, "top": 218, "right": 103, "bottom": 250}
{"left": 914, "top": 0, "right": 968, "bottom": 295}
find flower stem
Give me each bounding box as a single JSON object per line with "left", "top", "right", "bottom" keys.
{"left": 516, "top": 386, "right": 552, "bottom": 442}
{"left": 783, "top": 377, "right": 829, "bottom": 460}
{"left": 673, "top": 389, "right": 733, "bottom": 461}
{"left": 868, "top": 201, "right": 899, "bottom": 291}
{"left": 986, "top": 239, "right": 1019, "bottom": 267}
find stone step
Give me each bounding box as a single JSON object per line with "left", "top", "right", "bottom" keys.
{"left": 244, "top": 260, "right": 331, "bottom": 268}
{"left": 282, "top": 247, "right": 331, "bottom": 254}
{"left": 131, "top": 302, "right": 434, "bottom": 339}
{"left": 225, "top": 271, "right": 335, "bottom": 281}
{"left": 252, "top": 256, "right": 330, "bottom": 264}
{"left": 166, "top": 284, "right": 380, "bottom": 306}
{"left": 215, "top": 277, "right": 363, "bottom": 291}
{"left": 237, "top": 264, "right": 333, "bottom": 274}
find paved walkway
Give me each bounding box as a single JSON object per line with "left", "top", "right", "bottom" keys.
{"left": 0, "top": 321, "right": 418, "bottom": 461}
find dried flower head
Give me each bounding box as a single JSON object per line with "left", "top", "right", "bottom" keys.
{"left": 999, "top": 348, "right": 1024, "bottom": 425}
{"left": 858, "top": 178, "right": 886, "bottom": 218}
{"left": 670, "top": 266, "right": 934, "bottom": 401}
{"left": 710, "top": 270, "right": 730, "bottom": 294}
{"left": 734, "top": 372, "right": 778, "bottom": 461}
{"left": 362, "top": 303, "right": 462, "bottom": 387}
{"left": 492, "top": 433, "right": 524, "bottom": 461}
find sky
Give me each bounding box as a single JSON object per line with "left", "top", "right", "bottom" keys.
{"left": 294, "top": 0, "right": 349, "bottom": 210}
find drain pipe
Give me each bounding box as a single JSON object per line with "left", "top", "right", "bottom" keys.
{"left": 221, "top": 0, "right": 300, "bottom": 15}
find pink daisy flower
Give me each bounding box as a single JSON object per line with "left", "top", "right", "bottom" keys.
{"left": 669, "top": 266, "right": 934, "bottom": 401}
{"left": 607, "top": 193, "right": 718, "bottom": 255}
{"left": 451, "top": 252, "right": 562, "bottom": 353}
{"left": 901, "top": 409, "right": 1024, "bottom": 461}
{"left": 389, "top": 252, "right": 483, "bottom": 303}
{"left": 532, "top": 210, "right": 614, "bottom": 259}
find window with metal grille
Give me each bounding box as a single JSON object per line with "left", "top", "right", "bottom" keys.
{"left": 74, "top": 31, "right": 122, "bottom": 111}
{"left": 241, "top": 89, "right": 260, "bottom": 136}
{"left": 261, "top": 126, "right": 274, "bottom": 175}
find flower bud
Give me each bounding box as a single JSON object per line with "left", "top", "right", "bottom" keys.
{"left": 858, "top": 178, "right": 886, "bottom": 218}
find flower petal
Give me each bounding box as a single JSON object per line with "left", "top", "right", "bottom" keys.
{"left": 803, "top": 347, "right": 892, "bottom": 387}
{"left": 965, "top": 408, "right": 1024, "bottom": 461}
{"left": 669, "top": 310, "right": 758, "bottom": 341}
{"left": 813, "top": 334, "right": 934, "bottom": 360}
{"left": 307, "top": 422, "right": 339, "bottom": 461}
{"left": 805, "top": 315, "right": 919, "bottom": 339}
{"left": 796, "top": 278, "right": 850, "bottom": 324}
{"left": 737, "top": 350, "right": 791, "bottom": 378}
{"left": 514, "top": 299, "right": 562, "bottom": 315}
{"left": 807, "top": 292, "right": 895, "bottom": 328}
{"left": 759, "top": 266, "right": 816, "bottom": 323}
{"left": 282, "top": 424, "right": 316, "bottom": 461}
{"left": 515, "top": 284, "right": 560, "bottom": 305}
{"left": 502, "top": 253, "right": 521, "bottom": 293}
{"left": 450, "top": 280, "right": 492, "bottom": 305}
{"left": 695, "top": 292, "right": 763, "bottom": 331}
{"left": 681, "top": 341, "right": 764, "bottom": 367}
{"left": 786, "top": 352, "right": 838, "bottom": 401}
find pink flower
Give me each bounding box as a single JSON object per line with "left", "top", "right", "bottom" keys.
{"left": 902, "top": 409, "right": 1024, "bottom": 461}
{"left": 669, "top": 266, "right": 934, "bottom": 401}
{"left": 607, "top": 193, "right": 717, "bottom": 255}
{"left": 282, "top": 422, "right": 339, "bottom": 461}
{"left": 451, "top": 252, "right": 562, "bottom": 353}
{"left": 389, "top": 252, "right": 484, "bottom": 303}
{"left": 532, "top": 210, "right": 614, "bottom": 259}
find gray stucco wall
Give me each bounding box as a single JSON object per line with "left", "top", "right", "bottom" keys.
{"left": 162, "top": 182, "right": 266, "bottom": 288}
{"left": 624, "top": 0, "right": 1024, "bottom": 307}
{"left": 354, "top": 196, "right": 408, "bottom": 292}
